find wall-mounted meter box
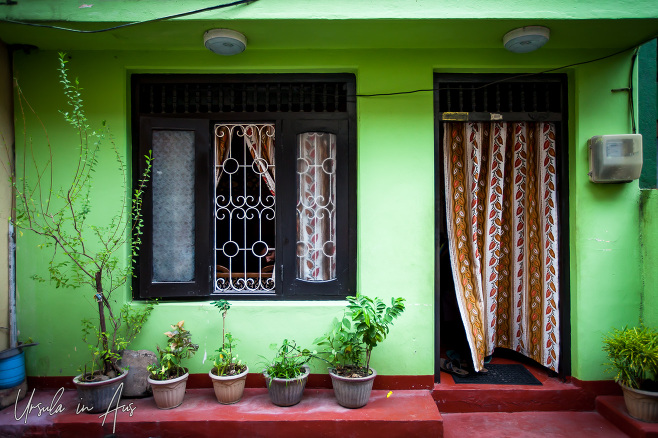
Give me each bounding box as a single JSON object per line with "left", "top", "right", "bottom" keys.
{"left": 588, "top": 134, "right": 642, "bottom": 183}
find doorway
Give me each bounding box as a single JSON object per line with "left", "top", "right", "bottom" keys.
{"left": 433, "top": 74, "right": 571, "bottom": 381}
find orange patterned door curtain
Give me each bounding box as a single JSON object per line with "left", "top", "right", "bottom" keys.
{"left": 443, "top": 122, "right": 559, "bottom": 372}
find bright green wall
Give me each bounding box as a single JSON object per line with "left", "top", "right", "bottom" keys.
{"left": 12, "top": 41, "right": 649, "bottom": 381}
{"left": 570, "top": 53, "right": 645, "bottom": 380}
{"left": 0, "top": 40, "right": 12, "bottom": 352}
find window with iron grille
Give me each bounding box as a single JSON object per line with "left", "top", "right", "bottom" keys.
{"left": 133, "top": 74, "right": 357, "bottom": 299}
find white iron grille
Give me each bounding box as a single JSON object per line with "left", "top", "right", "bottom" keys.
{"left": 214, "top": 123, "right": 276, "bottom": 293}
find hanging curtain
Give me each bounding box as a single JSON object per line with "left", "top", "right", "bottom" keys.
{"left": 215, "top": 124, "right": 276, "bottom": 194}
{"left": 296, "top": 132, "right": 337, "bottom": 281}
{"left": 215, "top": 125, "right": 231, "bottom": 188}
{"left": 443, "top": 121, "right": 560, "bottom": 372}
{"left": 244, "top": 125, "right": 276, "bottom": 195}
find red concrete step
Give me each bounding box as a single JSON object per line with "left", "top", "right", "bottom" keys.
{"left": 0, "top": 387, "right": 443, "bottom": 438}
{"left": 441, "top": 411, "right": 628, "bottom": 437}
{"left": 596, "top": 395, "right": 658, "bottom": 438}
{"left": 433, "top": 359, "right": 595, "bottom": 413}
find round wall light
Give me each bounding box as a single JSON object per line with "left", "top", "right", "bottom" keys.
{"left": 204, "top": 29, "right": 247, "bottom": 56}
{"left": 503, "top": 26, "right": 550, "bottom": 53}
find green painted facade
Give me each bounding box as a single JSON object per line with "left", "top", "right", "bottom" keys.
{"left": 1, "top": 0, "right": 657, "bottom": 382}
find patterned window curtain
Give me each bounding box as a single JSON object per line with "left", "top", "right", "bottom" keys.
{"left": 296, "top": 132, "right": 337, "bottom": 281}
{"left": 215, "top": 125, "right": 275, "bottom": 193}
{"left": 244, "top": 125, "right": 276, "bottom": 194}
{"left": 215, "top": 125, "right": 230, "bottom": 188}
{"left": 443, "top": 122, "right": 560, "bottom": 372}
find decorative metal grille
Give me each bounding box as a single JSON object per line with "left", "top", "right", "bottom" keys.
{"left": 214, "top": 124, "right": 276, "bottom": 293}
{"left": 296, "top": 132, "right": 337, "bottom": 282}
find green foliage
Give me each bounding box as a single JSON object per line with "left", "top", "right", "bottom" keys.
{"left": 212, "top": 299, "right": 231, "bottom": 315}
{"left": 4, "top": 53, "right": 153, "bottom": 377}
{"left": 79, "top": 300, "right": 157, "bottom": 376}
{"left": 313, "top": 315, "right": 365, "bottom": 370}
{"left": 315, "top": 293, "right": 405, "bottom": 375}
{"left": 603, "top": 325, "right": 658, "bottom": 390}
{"left": 210, "top": 300, "right": 246, "bottom": 376}
{"left": 148, "top": 321, "right": 199, "bottom": 381}
{"left": 212, "top": 333, "right": 246, "bottom": 376}
{"left": 262, "top": 339, "right": 312, "bottom": 381}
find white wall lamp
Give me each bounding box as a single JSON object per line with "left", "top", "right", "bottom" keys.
{"left": 204, "top": 29, "right": 247, "bottom": 56}
{"left": 503, "top": 26, "right": 550, "bottom": 53}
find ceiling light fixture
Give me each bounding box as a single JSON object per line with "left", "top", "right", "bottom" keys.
{"left": 204, "top": 29, "right": 247, "bottom": 56}
{"left": 503, "top": 26, "right": 550, "bottom": 53}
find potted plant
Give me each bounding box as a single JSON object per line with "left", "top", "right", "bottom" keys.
{"left": 314, "top": 293, "right": 405, "bottom": 408}
{"left": 262, "top": 339, "right": 312, "bottom": 407}
{"left": 208, "top": 300, "right": 248, "bottom": 404}
{"left": 147, "top": 321, "right": 198, "bottom": 409}
{"left": 603, "top": 324, "right": 658, "bottom": 422}
{"left": 4, "top": 53, "right": 153, "bottom": 413}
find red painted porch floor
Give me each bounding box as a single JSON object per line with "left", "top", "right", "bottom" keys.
{"left": 0, "top": 358, "right": 655, "bottom": 438}
{"left": 0, "top": 387, "right": 442, "bottom": 438}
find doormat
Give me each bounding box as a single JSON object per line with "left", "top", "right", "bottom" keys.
{"left": 452, "top": 364, "right": 542, "bottom": 385}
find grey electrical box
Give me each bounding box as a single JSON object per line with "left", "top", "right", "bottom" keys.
{"left": 588, "top": 134, "right": 642, "bottom": 183}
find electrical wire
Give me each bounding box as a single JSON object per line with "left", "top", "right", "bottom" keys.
{"left": 0, "top": 0, "right": 257, "bottom": 33}
{"left": 628, "top": 48, "right": 639, "bottom": 134}
{"left": 2, "top": 2, "right": 655, "bottom": 112}
{"left": 351, "top": 33, "right": 658, "bottom": 99}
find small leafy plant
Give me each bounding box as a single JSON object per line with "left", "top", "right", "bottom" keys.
{"left": 313, "top": 315, "right": 365, "bottom": 374}
{"left": 210, "top": 300, "right": 246, "bottom": 376}
{"left": 262, "top": 339, "right": 312, "bottom": 381}
{"left": 148, "top": 321, "right": 199, "bottom": 381}
{"left": 315, "top": 293, "right": 406, "bottom": 378}
{"left": 603, "top": 324, "right": 658, "bottom": 391}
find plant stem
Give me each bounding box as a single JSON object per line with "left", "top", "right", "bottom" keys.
{"left": 222, "top": 311, "right": 226, "bottom": 349}
{"left": 95, "top": 271, "right": 110, "bottom": 374}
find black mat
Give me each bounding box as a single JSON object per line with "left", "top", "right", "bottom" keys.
{"left": 451, "top": 363, "right": 542, "bottom": 385}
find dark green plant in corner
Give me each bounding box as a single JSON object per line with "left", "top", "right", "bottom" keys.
{"left": 2, "top": 53, "right": 153, "bottom": 380}
{"left": 210, "top": 300, "right": 246, "bottom": 376}
{"left": 315, "top": 293, "right": 406, "bottom": 377}
{"left": 603, "top": 324, "right": 658, "bottom": 391}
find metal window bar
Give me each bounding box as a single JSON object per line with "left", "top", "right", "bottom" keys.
{"left": 214, "top": 123, "right": 276, "bottom": 293}
{"left": 436, "top": 80, "right": 564, "bottom": 122}
{"left": 138, "top": 81, "right": 349, "bottom": 115}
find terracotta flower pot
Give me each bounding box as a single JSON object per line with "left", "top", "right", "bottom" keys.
{"left": 147, "top": 372, "right": 189, "bottom": 409}
{"left": 263, "top": 365, "right": 309, "bottom": 407}
{"left": 329, "top": 367, "right": 376, "bottom": 408}
{"left": 621, "top": 383, "right": 658, "bottom": 423}
{"left": 73, "top": 370, "right": 128, "bottom": 414}
{"left": 209, "top": 366, "right": 248, "bottom": 404}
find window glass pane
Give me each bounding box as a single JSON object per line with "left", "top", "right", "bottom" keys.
{"left": 152, "top": 130, "right": 195, "bottom": 282}
{"left": 296, "top": 132, "right": 336, "bottom": 282}
{"left": 215, "top": 124, "right": 276, "bottom": 293}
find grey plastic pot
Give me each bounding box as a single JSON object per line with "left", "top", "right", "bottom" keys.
{"left": 73, "top": 369, "right": 128, "bottom": 414}
{"left": 209, "top": 365, "right": 248, "bottom": 404}
{"left": 621, "top": 383, "right": 658, "bottom": 422}
{"left": 263, "top": 365, "right": 309, "bottom": 407}
{"left": 147, "top": 371, "right": 189, "bottom": 409}
{"left": 329, "top": 367, "right": 376, "bottom": 408}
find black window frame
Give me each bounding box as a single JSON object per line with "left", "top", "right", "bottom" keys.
{"left": 132, "top": 74, "right": 357, "bottom": 300}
